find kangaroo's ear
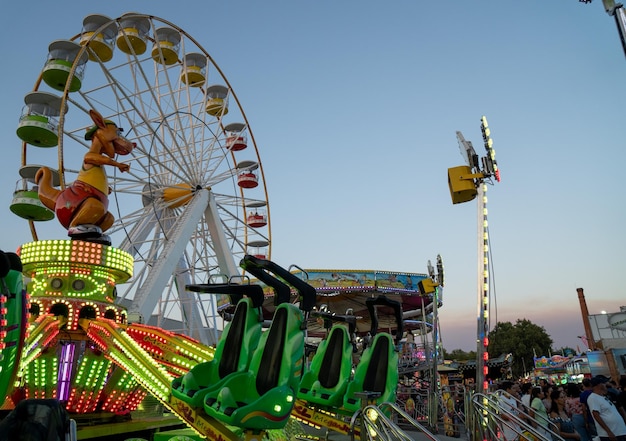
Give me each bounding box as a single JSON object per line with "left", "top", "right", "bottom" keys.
{"left": 89, "top": 109, "right": 106, "bottom": 129}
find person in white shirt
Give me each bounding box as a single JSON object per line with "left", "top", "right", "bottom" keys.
{"left": 498, "top": 381, "right": 522, "bottom": 441}
{"left": 587, "top": 376, "right": 626, "bottom": 441}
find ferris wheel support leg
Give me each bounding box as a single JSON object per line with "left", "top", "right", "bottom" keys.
{"left": 204, "top": 191, "right": 241, "bottom": 278}
{"left": 172, "top": 259, "right": 218, "bottom": 346}
{"left": 131, "top": 189, "right": 210, "bottom": 322}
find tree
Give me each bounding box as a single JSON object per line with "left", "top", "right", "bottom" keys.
{"left": 443, "top": 348, "right": 477, "bottom": 361}
{"left": 488, "top": 318, "right": 553, "bottom": 378}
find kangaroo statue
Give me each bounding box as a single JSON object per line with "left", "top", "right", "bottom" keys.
{"left": 35, "top": 109, "right": 135, "bottom": 242}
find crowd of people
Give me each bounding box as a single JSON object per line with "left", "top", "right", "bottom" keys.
{"left": 497, "top": 376, "right": 626, "bottom": 441}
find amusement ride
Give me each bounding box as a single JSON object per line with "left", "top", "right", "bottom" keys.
{"left": 11, "top": 13, "right": 274, "bottom": 346}
{"left": 3, "top": 12, "right": 444, "bottom": 441}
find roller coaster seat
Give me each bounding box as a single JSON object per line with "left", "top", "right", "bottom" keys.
{"left": 171, "top": 297, "right": 262, "bottom": 408}
{"left": 203, "top": 302, "right": 305, "bottom": 430}
{"left": 342, "top": 332, "right": 398, "bottom": 414}
{"left": 297, "top": 324, "right": 353, "bottom": 408}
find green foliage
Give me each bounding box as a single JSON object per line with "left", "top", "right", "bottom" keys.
{"left": 443, "top": 348, "right": 477, "bottom": 361}
{"left": 488, "top": 318, "right": 553, "bottom": 378}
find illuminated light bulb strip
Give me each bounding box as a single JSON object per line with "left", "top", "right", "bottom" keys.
{"left": 19, "top": 240, "right": 133, "bottom": 283}
{"left": 68, "top": 354, "right": 112, "bottom": 413}
{"left": 67, "top": 356, "right": 91, "bottom": 411}
{"left": 117, "top": 331, "right": 174, "bottom": 391}
{"left": 124, "top": 388, "right": 148, "bottom": 411}
{"left": 107, "top": 350, "right": 170, "bottom": 402}
{"left": 28, "top": 355, "right": 58, "bottom": 400}
{"left": 481, "top": 183, "right": 489, "bottom": 393}
{"left": 126, "top": 325, "right": 214, "bottom": 367}
{"left": 168, "top": 336, "right": 214, "bottom": 362}
{"left": 102, "top": 389, "right": 130, "bottom": 412}
{"left": 0, "top": 295, "right": 8, "bottom": 352}
{"left": 19, "top": 317, "right": 61, "bottom": 371}
{"left": 83, "top": 359, "right": 110, "bottom": 413}
{"left": 100, "top": 370, "right": 143, "bottom": 413}
{"left": 86, "top": 321, "right": 173, "bottom": 402}
{"left": 125, "top": 327, "right": 166, "bottom": 357}
{"left": 32, "top": 299, "right": 127, "bottom": 332}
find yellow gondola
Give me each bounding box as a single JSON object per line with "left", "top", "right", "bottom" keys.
{"left": 116, "top": 14, "right": 150, "bottom": 55}
{"left": 152, "top": 27, "right": 180, "bottom": 65}
{"left": 80, "top": 14, "right": 117, "bottom": 63}
{"left": 205, "top": 84, "right": 229, "bottom": 116}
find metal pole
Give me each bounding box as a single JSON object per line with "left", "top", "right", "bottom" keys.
{"left": 476, "top": 182, "right": 489, "bottom": 394}
{"left": 431, "top": 286, "right": 440, "bottom": 430}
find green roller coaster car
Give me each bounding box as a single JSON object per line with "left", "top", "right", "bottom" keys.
{"left": 342, "top": 332, "right": 399, "bottom": 414}
{"left": 171, "top": 297, "right": 262, "bottom": 408}
{"left": 297, "top": 324, "right": 353, "bottom": 408}
{"left": 0, "top": 251, "right": 27, "bottom": 403}
{"left": 203, "top": 303, "right": 305, "bottom": 430}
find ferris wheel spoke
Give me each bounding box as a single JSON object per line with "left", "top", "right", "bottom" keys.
{"left": 115, "top": 207, "right": 164, "bottom": 257}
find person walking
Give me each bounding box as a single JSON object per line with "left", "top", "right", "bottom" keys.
{"left": 566, "top": 382, "right": 592, "bottom": 441}
{"left": 587, "top": 376, "right": 626, "bottom": 441}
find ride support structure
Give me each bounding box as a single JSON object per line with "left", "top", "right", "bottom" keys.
{"left": 447, "top": 116, "right": 500, "bottom": 395}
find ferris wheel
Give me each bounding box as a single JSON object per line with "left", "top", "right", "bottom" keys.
{"left": 12, "top": 13, "right": 271, "bottom": 345}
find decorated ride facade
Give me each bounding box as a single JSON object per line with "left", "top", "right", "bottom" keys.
{"left": 13, "top": 239, "right": 213, "bottom": 416}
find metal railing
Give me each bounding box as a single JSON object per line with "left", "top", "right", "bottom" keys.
{"left": 468, "top": 391, "right": 565, "bottom": 441}
{"left": 348, "top": 401, "right": 439, "bottom": 441}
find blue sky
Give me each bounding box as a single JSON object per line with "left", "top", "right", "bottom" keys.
{"left": 1, "top": 1, "right": 624, "bottom": 353}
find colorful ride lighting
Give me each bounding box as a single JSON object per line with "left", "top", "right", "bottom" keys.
{"left": 20, "top": 240, "right": 133, "bottom": 283}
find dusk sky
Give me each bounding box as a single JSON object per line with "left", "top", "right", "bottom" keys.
{"left": 1, "top": 2, "right": 624, "bottom": 354}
